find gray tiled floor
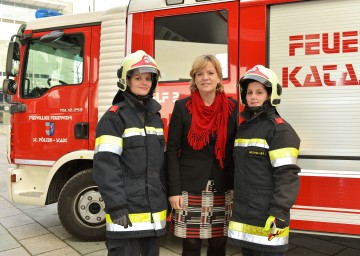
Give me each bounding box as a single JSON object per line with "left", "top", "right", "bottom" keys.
{"left": 0, "top": 131, "right": 359, "bottom": 255}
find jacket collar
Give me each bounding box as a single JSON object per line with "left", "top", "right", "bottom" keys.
{"left": 123, "top": 91, "right": 161, "bottom": 117}
{"left": 241, "top": 106, "right": 277, "bottom": 124}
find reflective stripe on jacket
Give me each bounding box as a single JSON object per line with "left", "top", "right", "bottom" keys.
{"left": 228, "top": 221, "right": 289, "bottom": 246}
{"left": 106, "top": 210, "right": 167, "bottom": 232}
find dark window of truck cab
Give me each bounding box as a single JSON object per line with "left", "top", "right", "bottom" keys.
{"left": 154, "top": 10, "right": 228, "bottom": 82}
{"left": 22, "top": 34, "right": 84, "bottom": 98}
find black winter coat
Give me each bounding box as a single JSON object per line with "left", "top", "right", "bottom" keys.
{"left": 166, "top": 96, "right": 238, "bottom": 196}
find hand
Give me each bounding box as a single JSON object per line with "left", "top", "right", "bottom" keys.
{"left": 112, "top": 214, "right": 132, "bottom": 228}
{"left": 168, "top": 195, "right": 184, "bottom": 210}
{"left": 230, "top": 190, "right": 234, "bottom": 200}
{"left": 264, "top": 215, "right": 286, "bottom": 241}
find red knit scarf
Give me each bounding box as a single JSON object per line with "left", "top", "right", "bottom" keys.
{"left": 186, "top": 90, "right": 235, "bottom": 168}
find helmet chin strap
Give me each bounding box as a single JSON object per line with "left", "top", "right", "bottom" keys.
{"left": 248, "top": 106, "right": 262, "bottom": 112}
{"left": 126, "top": 87, "right": 154, "bottom": 101}
{"left": 246, "top": 100, "right": 272, "bottom": 113}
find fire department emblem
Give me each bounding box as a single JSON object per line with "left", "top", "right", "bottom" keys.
{"left": 143, "top": 55, "right": 150, "bottom": 63}
{"left": 45, "top": 122, "right": 55, "bottom": 136}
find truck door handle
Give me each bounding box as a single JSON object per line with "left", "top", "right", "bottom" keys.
{"left": 74, "top": 122, "right": 88, "bottom": 139}
{"left": 10, "top": 102, "right": 26, "bottom": 113}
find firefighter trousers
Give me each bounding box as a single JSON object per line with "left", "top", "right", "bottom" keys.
{"left": 106, "top": 237, "right": 160, "bottom": 256}
{"left": 241, "top": 247, "right": 286, "bottom": 256}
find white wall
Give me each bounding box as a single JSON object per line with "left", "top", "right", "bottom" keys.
{"left": 72, "top": 0, "right": 125, "bottom": 13}
{"left": 0, "top": 23, "right": 21, "bottom": 40}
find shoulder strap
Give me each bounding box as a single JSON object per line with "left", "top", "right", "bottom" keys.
{"left": 107, "top": 101, "right": 127, "bottom": 114}
{"left": 267, "top": 113, "right": 285, "bottom": 126}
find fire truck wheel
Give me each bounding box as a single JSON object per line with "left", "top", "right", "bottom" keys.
{"left": 58, "top": 169, "right": 106, "bottom": 240}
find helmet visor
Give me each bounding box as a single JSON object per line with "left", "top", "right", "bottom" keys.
{"left": 129, "top": 67, "right": 159, "bottom": 76}
{"left": 239, "top": 74, "right": 272, "bottom": 88}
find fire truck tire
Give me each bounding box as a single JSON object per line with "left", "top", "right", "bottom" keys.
{"left": 58, "top": 169, "right": 106, "bottom": 240}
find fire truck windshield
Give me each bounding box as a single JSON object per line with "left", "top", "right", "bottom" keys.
{"left": 21, "top": 34, "right": 84, "bottom": 98}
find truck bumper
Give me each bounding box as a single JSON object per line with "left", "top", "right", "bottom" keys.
{"left": 7, "top": 165, "right": 50, "bottom": 206}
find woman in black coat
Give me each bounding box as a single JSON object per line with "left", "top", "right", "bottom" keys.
{"left": 167, "top": 55, "right": 238, "bottom": 256}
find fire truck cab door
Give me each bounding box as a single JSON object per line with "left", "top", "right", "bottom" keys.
{"left": 12, "top": 27, "right": 93, "bottom": 166}
{"left": 138, "top": 1, "right": 239, "bottom": 129}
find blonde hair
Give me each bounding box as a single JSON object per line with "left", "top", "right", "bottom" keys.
{"left": 189, "top": 55, "right": 224, "bottom": 93}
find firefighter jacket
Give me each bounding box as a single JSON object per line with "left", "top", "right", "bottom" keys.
{"left": 228, "top": 106, "right": 301, "bottom": 253}
{"left": 93, "top": 91, "right": 168, "bottom": 239}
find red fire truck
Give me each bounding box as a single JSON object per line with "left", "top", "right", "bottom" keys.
{"left": 2, "top": 0, "right": 360, "bottom": 240}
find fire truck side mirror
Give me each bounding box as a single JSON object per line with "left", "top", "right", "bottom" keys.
{"left": 3, "top": 79, "right": 16, "bottom": 104}
{"left": 5, "top": 41, "right": 20, "bottom": 77}
{"left": 3, "top": 79, "right": 16, "bottom": 96}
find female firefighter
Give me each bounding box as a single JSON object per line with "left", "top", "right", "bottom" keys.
{"left": 228, "top": 65, "right": 301, "bottom": 256}
{"left": 93, "top": 50, "right": 167, "bottom": 256}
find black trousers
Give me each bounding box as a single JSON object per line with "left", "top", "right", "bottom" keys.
{"left": 106, "top": 237, "right": 160, "bottom": 256}
{"left": 241, "top": 247, "right": 286, "bottom": 256}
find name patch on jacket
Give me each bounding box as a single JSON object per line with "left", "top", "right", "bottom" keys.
{"left": 247, "top": 150, "right": 268, "bottom": 158}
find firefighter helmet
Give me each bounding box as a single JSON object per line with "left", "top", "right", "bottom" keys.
{"left": 117, "top": 50, "right": 160, "bottom": 94}
{"left": 238, "top": 65, "right": 282, "bottom": 107}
